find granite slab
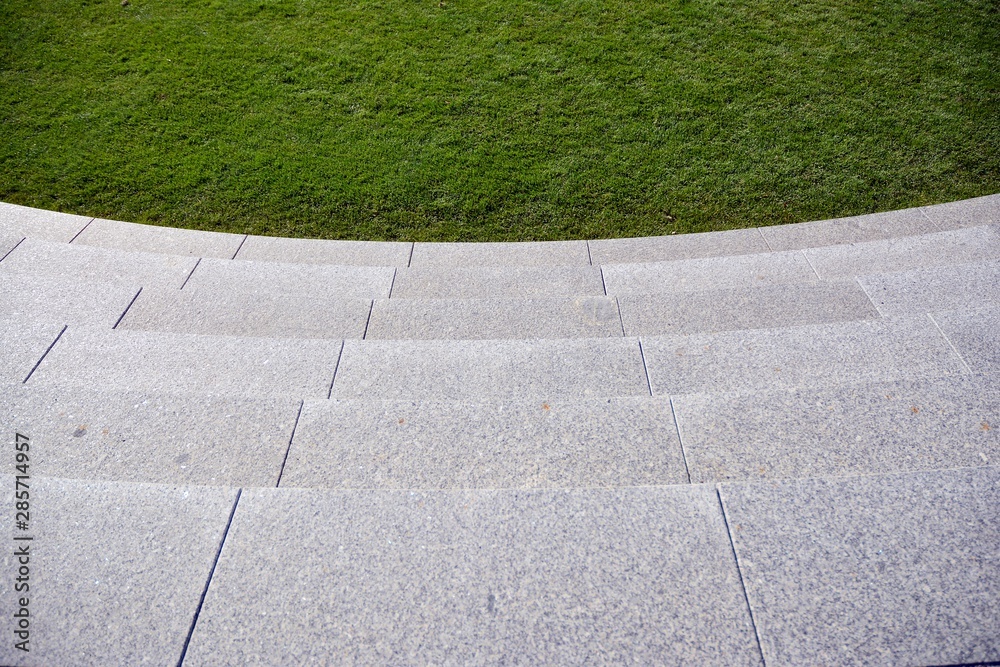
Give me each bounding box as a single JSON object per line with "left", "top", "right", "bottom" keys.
{"left": 331, "top": 337, "right": 649, "bottom": 400}
{"left": 390, "top": 265, "right": 606, "bottom": 298}
{"left": 28, "top": 326, "right": 343, "bottom": 399}
{"left": 235, "top": 235, "right": 412, "bottom": 266}
{"left": 0, "top": 476, "right": 238, "bottom": 667}
{"left": 0, "top": 201, "right": 93, "bottom": 242}
{"left": 923, "top": 193, "right": 1000, "bottom": 230}
{"left": 641, "top": 315, "right": 968, "bottom": 396}
{"left": 589, "top": 227, "right": 769, "bottom": 264}
{"left": 0, "top": 382, "right": 301, "bottom": 486}
{"left": 0, "top": 271, "right": 140, "bottom": 328}
{"left": 0, "top": 231, "right": 23, "bottom": 259}
{"left": 366, "top": 296, "right": 623, "bottom": 340}
{"left": 184, "top": 257, "right": 394, "bottom": 298}
{"left": 931, "top": 308, "right": 1000, "bottom": 375}
{"left": 410, "top": 239, "right": 590, "bottom": 267}
{"left": 619, "top": 280, "right": 879, "bottom": 336}
{"left": 858, "top": 260, "right": 1000, "bottom": 317}
{"left": 183, "top": 485, "right": 762, "bottom": 665}
{"left": 0, "top": 319, "right": 64, "bottom": 384}
{"left": 73, "top": 218, "right": 246, "bottom": 258}
{"left": 758, "top": 206, "right": 937, "bottom": 251}
{"left": 281, "top": 397, "right": 686, "bottom": 489}
{"left": 719, "top": 467, "right": 1000, "bottom": 666}
{"left": 674, "top": 374, "right": 1000, "bottom": 483}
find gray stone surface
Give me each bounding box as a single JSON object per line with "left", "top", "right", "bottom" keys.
{"left": 0, "top": 231, "right": 22, "bottom": 259}
{"left": 0, "top": 382, "right": 300, "bottom": 485}
{"left": 391, "top": 265, "right": 606, "bottom": 298}
{"left": 720, "top": 466, "right": 1000, "bottom": 667}
{"left": 29, "top": 326, "right": 343, "bottom": 398}
{"left": 923, "top": 192, "right": 1000, "bottom": 230}
{"left": 409, "top": 240, "right": 590, "bottom": 267}
{"left": 619, "top": 281, "right": 879, "bottom": 336}
{"left": 674, "top": 375, "right": 1000, "bottom": 483}
{"left": 803, "top": 224, "right": 1000, "bottom": 279}
{"left": 0, "top": 201, "right": 93, "bottom": 242}
{"left": 73, "top": 217, "right": 246, "bottom": 258}
{"left": 932, "top": 308, "right": 1000, "bottom": 375}
{"left": 281, "top": 397, "right": 687, "bottom": 489}
{"left": 589, "top": 227, "right": 769, "bottom": 264}
{"left": 0, "top": 271, "right": 140, "bottom": 328}
{"left": 331, "top": 337, "right": 649, "bottom": 400}
{"left": 236, "top": 235, "right": 412, "bottom": 266}
{"left": 858, "top": 260, "right": 1000, "bottom": 317}
{"left": 641, "top": 315, "right": 968, "bottom": 395}
{"left": 0, "top": 475, "right": 238, "bottom": 667}
{"left": 184, "top": 485, "right": 762, "bottom": 665}
{"left": 602, "top": 250, "right": 816, "bottom": 296}
{"left": 184, "top": 257, "right": 394, "bottom": 298}
{"left": 118, "top": 286, "right": 371, "bottom": 339}
{"left": 758, "top": 206, "right": 937, "bottom": 251}
{"left": 0, "top": 319, "right": 64, "bottom": 384}
{"left": 366, "top": 296, "right": 623, "bottom": 340}
{"left": 0, "top": 238, "right": 198, "bottom": 289}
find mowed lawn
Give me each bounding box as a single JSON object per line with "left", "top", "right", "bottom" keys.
{"left": 1, "top": 0, "right": 997, "bottom": 241}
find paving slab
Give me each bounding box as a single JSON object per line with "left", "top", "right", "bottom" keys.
{"left": 184, "top": 485, "right": 762, "bottom": 665}
{"left": 0, "top": 238, "right": 198, "bottom": 289}
{"left": 858, "top": 260, "right": 1000, "bottom": 317}
{"left": 0, "top": 231, "right": 23, "bottom": 259}
{"left": 0, "top": 475, "right": 238, "bottom": 667}
{"left": 235, "top": 235, "right": 412, "bottom": 266}
{"left": 73, "top": 217, "right": 245, "bottom": 258}
{"left": 674, "top": 375, "right": 1000, "bottom": 483}
{"left": 0, "top": 270, "right": 140, "bottom": 328}
{"left": 366, "top": 296, "right": 623, "bottom": 340}
{"left": 0, "top": 319, "right": 64, "bottom": 384}
{"left": 0, "top": 201, "right": 93, "bottom": 242}
{"left": 803, "top": 223, "right": 1000, "bottom": 279}
{"left": 923, "top": 192, "right": 1000, "bottom": 230}
{"left": 331, "top": 337, "right": 649, "bottom": 400}
{"left": 931, "top": 308, "right": 1000, "bottom": 375}
{"left": 28, "top": 326, "right": 343, "bottom": 398}
{"left": 758, "top": 206, "right": 937, "bottom": 251}
{"left": 619, "top": 280, "right": 879, "bottom": 336}
{"left": 602, "top": 250, "right": 816, "bottom": 296}
{"left": 409, "top": 239, "right": 590, "bottom": 267}
{"left": 118, "top": 285, "right": 371, "bottom": 339}
{"left": 0, "top": 383, "right": 300, "bottom": 486}
{"left": 641, "top": 315, "right": 968, "bottom": 396}
{"left": 391, "top": 265, "right": 605, "bottom": 298}
{"left": 590, "top": 227, "right": 769, "bottom": 264}
{"left": 281, "top": 397, "right": 686, "bottom": 489}
{"left": 185, "top": 257, "right": 394, "bottom": 298}
{"left": 720, "top": 467, "right": 1000, "bottom": 667}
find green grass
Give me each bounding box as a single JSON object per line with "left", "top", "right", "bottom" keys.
{"left": 1, "top": 0, "right": 998, "bottom": 241}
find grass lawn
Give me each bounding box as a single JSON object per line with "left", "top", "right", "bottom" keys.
{"left": 1, "top": 0, "right": 998, "bottom": 241}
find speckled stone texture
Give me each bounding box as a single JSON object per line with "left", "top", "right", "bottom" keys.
{"left": 858, "top": 260, "right": 1000, "bottom": 317}
{"left": 366, "top": 296, "right": 623, "bottom": 340}
{"left": 0, "top": 238, "right": 198, "bottom": 289}
{"left": 0, "top": 476, "right": 238, "bottom": 667}
{"left": 923, "top": 193, "right": 1000, "bottom": 230}
{"left": 72, "top": 218, "right": 246, "bottom": 258}
{"left": 184, "top": 257, "right": 395, "bottom": 298}
{"left": 673, "top": 375, "right": 1000, "bottom": 482}
{"left": 618, "top": 280, "right": 878, "bottom": 336}
{"left": 29, "top": 326, "right": 343, "bottom": 398}
{"left": 602, "top": 250, "right": 816, "bottom": 296}
{"left": 410, "top": 239, "right": 590, "bottom": 267}
{"left": 641, "top": 315, "right": 968, "bottom": 395}
{"left": 281, "top": 397, "right": 687, "bottom": 489}
{"left": 0, "top": 231, "right": 23, "bottom": 258}
{"left": 932, "top": 308, "right": 1000, "bottom": 374}
{"left": 802, "top": 224, "right": 1000, "bottom": 279}
{"left": 0, "top": 383, "right": 301, "bottom": 485}
{"left": 720, "top": 467, "right": 1000, "bottom": 667}
{"left": 758, "top": 206, "right": 937, "bottom": 251}
{"left": 331, "top": 337, "right": 649, "bottom": 400}
{"left": 391, "top": 265, "right": 606, "bottom": 298}
{"left": 235, "top": 235, "right": 412, "bottom": 266}
{"left": 0, "top": 202, "right": 93, "bottom": 242}
{"left": 117, "top": 286, "right": 372, "bottom": 339}
{"left": 589, "top": 227, "right": 769, "bottom": 264}
{"left": 183, "top": 485, "right": 763, "bottom": 666}
{"left": 0, "top": 271, "right": 140, "bottom": 328}
{"left": 0, "top": 320, "right": 63, "bottom": 384}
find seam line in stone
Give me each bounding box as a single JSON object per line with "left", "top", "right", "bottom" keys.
{"left": 800, "top": 250, "right": 822, "bottom": 280}
{"left": 586, "top": 240, "right": 594, "bottom": 266}
{"left": 599, "top": 266, "right": 609, "bottom": 296}
{"left": 387, "top": 267, "right": 398, "bottom": 299}
{"left": 230, "top": 234, "right": 248, "bottom": 260}
{"left": 927, "top": 312, "right": 973, "bottom": 374}
{"left": 406, "top": 242, "right": 415, "bottom": 267}
{"left": 0, "top": 236, "right": 25, "bottom": 263}
{"left": 327, "top": 340, "right": 345, "bottom": 399}
{"left": 853, "top": 277, "right": 885, "bottom": 318}
{"left": 113, "top": 287, "right": 143, "bottom": 330}
{"left": 615, "top": 296, "right": 626, "bottom": 337}
{"left": 637, "top": 338, "right": 653, "bottom": 397}
{"left": 275, "top": 401, "right": 305, "bottom": 488}
{"left": 362, "top": 300, "right": 375, "bottom": 339}
{"left": 68, "top": 217, "right": 95, "bottom": 243}
{"left": 176, "top": 488, "right": 242, "bottom": 667}
{"left": 23, "top": 324, "right": 67, "bottom": 384}
{"left": 757, "top": 227, "right": 773, "bottom": 252}
{"left": 716, "top": 486, "right": 767, "bottom": 666}
{"left": 919, "top": 206, "right": 943, "bottom": 231}
{"left": 669, "top": 396, "right": 692, "bottom": 484}
{"left": 180, "top": 258, "right": 202, "bottom": 290}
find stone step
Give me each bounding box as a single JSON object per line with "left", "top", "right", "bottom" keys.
{"left": 922, "top": 192, "right": 1000, "bottom": 230}
{"left": 390, "top": 265, "right": 605, "bottom": 298}
{"left": 931, "top": 308, "right": 1000, "bottom": 375}
{"left": 72, "top": 217, "right": 246, "bottom": 258}
{"left": 858, "top": 259, "right": 1000, "bottom": 317}
{"left": 0, "top": 269, "right": 140, "bottom": 328}
{"left": 0, "top": 201, "right": 92, "bottom": 242}
{"left": 26, "top": 325, "right": 343, "bottom": 399}
{"left": 0, "top": 318, "right": 64, "bottom": 385}
{"left": 673, "top": 374, "right": 999, "bottom": 483}
{"left": 183, "top": 256, "right": 394, "bottom": 298}
{"left": 409, "top": 239, "right": 590, "bottom": 267}
{"left": 235, "top": 234, "right": 411, "bottom": 266}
